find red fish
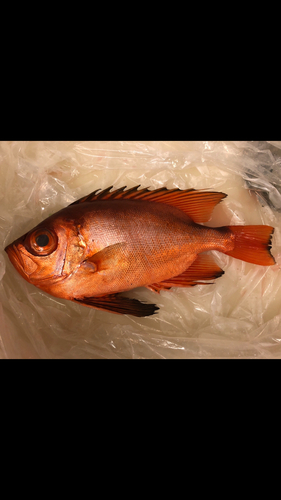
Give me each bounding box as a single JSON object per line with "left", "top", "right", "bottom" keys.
{"left": 5, "top": 186, "right": 275, "bottom": 317}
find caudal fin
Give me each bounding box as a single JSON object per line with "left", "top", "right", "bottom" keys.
{"left": 224, "top": 225, "right": 275, "bottom": 266}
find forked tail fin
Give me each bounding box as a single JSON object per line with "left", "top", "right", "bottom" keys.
{"left": 224, "top": 225, "right": 275, "bottom": 265}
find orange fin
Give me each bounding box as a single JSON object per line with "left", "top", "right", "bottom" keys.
{"left": 225, "top": 225, "right": 275, "bottom": 266}
{"left": 86, "top": 242, "right": 127, "bottom": 271}
{"left": 74, "top": 294, "right": 159, "bottom": 317}
{"left": 147, "top": 253, "right": 224, "bottom": 292}
{"left": 146, "top": 283, "right": 172, "bottom": 294}
{"left": 70, "top": 185, "right": 227, "bottom": 223}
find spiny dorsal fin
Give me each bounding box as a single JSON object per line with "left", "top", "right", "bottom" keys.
{"left": 70, "top": 185, "right": 227, "bottom": 223}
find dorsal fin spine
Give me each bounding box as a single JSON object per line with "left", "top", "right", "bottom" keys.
{"left": 69, "top": 185, "right": 227, "bottom": 223}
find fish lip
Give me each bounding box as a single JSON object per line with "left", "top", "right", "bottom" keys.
{"left": 5, "top": 239, "right": 71, "bottom": 284}
{"left": 12, "top": 244, "right": 25, "bottom": 269}
{"left": 5, "top": 243, "right": 27, "bottom": 277}
{"left": 5, "top": 243, "right": 68, "bottom": 284}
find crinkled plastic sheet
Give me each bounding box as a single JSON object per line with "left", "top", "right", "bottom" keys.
{"left": 0, "top": 141, "right": 281, "bottom": 358}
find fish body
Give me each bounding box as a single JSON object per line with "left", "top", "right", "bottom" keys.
{"left": 5, "top": 186, "right": 275, "bottom": 317}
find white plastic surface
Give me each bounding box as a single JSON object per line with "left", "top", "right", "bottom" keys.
{"left": 0, "top": 141, "right": 281, "bottom": 358}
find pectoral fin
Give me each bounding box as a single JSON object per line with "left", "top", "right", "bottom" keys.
{"left": 85, "top": 242, "right": 127, "bottom": 272}
{"left": 74, "top": 294, "right": 159, "bottom": 317}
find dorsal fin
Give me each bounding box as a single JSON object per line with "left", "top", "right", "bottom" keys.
{"left": 70, "top": 185, "right": 227, "bottom": 223}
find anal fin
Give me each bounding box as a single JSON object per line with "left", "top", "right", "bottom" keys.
{"left": 147, "top": 253, "right": 224, "bottom": 292}
{"left": 74, "top": 294, "right": 159, "bottom": 317}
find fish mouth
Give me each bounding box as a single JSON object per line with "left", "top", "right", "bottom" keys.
{"left": 5, "top": 243, "right": 27, "bottom": 279}
{"left": 5, "top": 242, "right": 69, "bottom": 285}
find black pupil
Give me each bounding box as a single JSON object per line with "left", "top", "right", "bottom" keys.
{"left": 36, "top": 234, "right": 49, "bottom": 247}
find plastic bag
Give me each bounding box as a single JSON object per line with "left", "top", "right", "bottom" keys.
{"left": 0, "top": 141, "right": 280, "bottom": 358}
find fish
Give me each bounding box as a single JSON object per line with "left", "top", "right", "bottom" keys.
{"left": 4, "top": 185, "right": 275, "bottom": 317}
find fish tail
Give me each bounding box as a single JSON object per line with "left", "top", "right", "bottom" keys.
{"left": 224, "top": 225, "right": 276, "bottom": 265}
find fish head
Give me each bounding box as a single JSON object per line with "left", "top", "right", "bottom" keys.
{"left": 4, "top": 215, "right": 91, "bottom": 288}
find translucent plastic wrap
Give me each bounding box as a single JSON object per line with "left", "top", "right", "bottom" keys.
{"left": 1, "top": 141, "right": 281, "bottom": 358}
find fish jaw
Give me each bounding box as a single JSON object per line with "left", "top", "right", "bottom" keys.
{"left": 5, "top": 242, "right": 37, "bottom": 281}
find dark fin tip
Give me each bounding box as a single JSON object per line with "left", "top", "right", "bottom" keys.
{"left": 136, "top": 301, "right": 159, "bottom": 317}
{"left": 215, "top": 269, "right": 225, "bottom": 278}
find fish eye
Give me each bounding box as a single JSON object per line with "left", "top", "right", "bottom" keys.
{"left": 35, "top": 234, "right": 49, "bottom": 247}
{"left": 27, "top": 228, "right": 58, "bottom": 256}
